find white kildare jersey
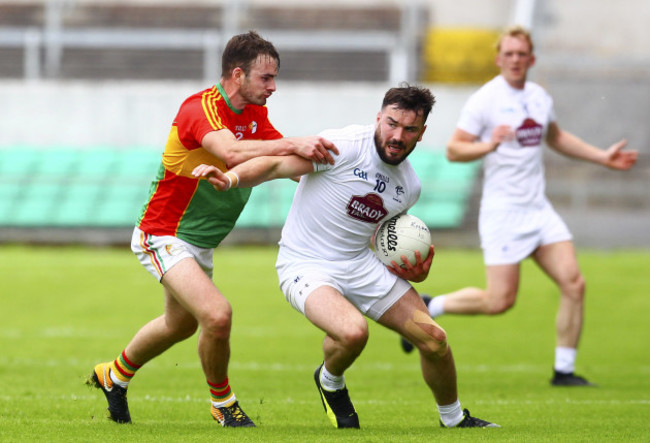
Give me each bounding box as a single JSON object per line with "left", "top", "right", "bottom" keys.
{"left": 279, "top": 124, "right": 421, "bottom": 261}
{"left": 458, "top": 75, "right": 556, "bottom": 211}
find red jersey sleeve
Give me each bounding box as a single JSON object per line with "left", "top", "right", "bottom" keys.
{"left": 173, "top": 91, "right": 228, "bottom": 150}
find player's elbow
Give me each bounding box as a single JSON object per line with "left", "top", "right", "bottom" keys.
{"left": 222, "top": 152, "right": 245, "bottom": 169}
{"left": 545, "top": 126, "right": 564, "bottom": 150}
{"left": 446, "top": 146, "right": 462, "bottom": 162}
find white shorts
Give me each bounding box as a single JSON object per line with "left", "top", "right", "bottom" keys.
{"left": 275, "top": 247, "right": 412, "bottom": 321}
{"left": 479, "top": 203, "right": 572, "bottom": 265}
{"left": 131, "top": 227, "right": 214, "bottom": 282}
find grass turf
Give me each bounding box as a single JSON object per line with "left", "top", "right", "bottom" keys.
{"left": 0, "top": 244, "right": 648, "bottom": 441}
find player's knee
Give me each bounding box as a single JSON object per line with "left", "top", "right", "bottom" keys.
{"left": 486, "top": 290, "right": 517, "bottom": 315}
{"left": 488, "top": 299, "right": 515, "bottom": 315}
{"left": 339, "top": 322, "right": 369, "bottom": 353}
{"left": 562, "top": 273, "right": 585, "bottom": 301}
{"left": 418, "top": 327, "right": 449, "bottom": 357}
{"left": 200, "top": 307, "right": 233, "bottom": 339}
{"left": 405, "top": 310, "right": 448, "bottom": 356}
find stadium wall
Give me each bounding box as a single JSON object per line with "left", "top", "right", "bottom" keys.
{"left": 0, "top": 81, "right": 471, "bottom": 150}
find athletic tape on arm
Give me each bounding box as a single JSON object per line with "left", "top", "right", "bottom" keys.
{"left": 225, "top": 171, "right": 239, "bottom": 189}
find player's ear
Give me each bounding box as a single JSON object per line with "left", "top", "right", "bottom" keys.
{"left": 232, "top": 67, "right": 245, "bottom": 84}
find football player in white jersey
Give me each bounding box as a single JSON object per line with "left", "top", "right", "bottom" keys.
{"left": 193, "top": 85, "right": 499, "bottom": 429}
{"left": 401, "top": 26, "right": 638, "bottom": 387}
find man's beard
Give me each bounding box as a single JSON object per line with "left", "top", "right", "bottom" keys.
{"left": 240, "top": 82, "right": 267, "bottom": 106}
{"left": 374, "top": 131, "right": 407, "bottom": 166}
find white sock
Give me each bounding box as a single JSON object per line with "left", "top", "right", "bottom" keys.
{"left": 109, "top": 369, "right": 129, "bottom": 389}
{"left": 320, "top": 365, "right": 345, "bottom": 391}
{"left": 211, "top": 395, "right": 238, "bottom": 409}
{"left": 427, "top": 295, "right": 446, "bottom": 318}
{"left": 554, "top": 346, "right": 577, "bottom": 373}
{"left": 437, "top": 400, "right": 464, "bottom": 427}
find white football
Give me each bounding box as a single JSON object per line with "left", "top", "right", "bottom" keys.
{"left": 373, "top": 214, "right": 432, "bottom": 267}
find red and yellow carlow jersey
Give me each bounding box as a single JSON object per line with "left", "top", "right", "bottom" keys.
{"left": 136, "top": 83, "right": 282, "bottom": 248}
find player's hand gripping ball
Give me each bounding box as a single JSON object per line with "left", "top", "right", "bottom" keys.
{"left": 373, "top": 214, "right": 432, "bottom": 267}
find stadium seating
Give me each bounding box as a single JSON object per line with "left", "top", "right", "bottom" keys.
{"left": 0, "top": 147, "right": 159, "bottom": 227}
{"left": 407, "top": 150, "right": 480, "bottom": 228}
{"left": 0, "top": 147, "right": 478, "bottom": 229}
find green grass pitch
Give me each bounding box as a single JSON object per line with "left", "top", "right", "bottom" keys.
{"left": 1, "top": 244, "right": 648, "bottom": 441}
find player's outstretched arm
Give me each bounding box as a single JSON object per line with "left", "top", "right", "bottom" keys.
{"left": 602, "top": 139, "right": 638, "bottom": 170}
{"left": 387, "top": 246, "right": 435, "bottom": 283}
{"left": 192, "top": 155, "right": 314, "bottom": 190}
{"left": 546, "top": 123, "right": 638, "bottom": 170}
{"left": 202, "top": 129, "right": 338, "bottom": 168}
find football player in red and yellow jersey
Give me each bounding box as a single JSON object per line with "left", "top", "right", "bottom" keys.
{"left": 88, "top": 31, "right": 338, "bottom": 427}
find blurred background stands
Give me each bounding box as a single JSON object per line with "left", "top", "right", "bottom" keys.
{"left": 0, "top": 0, "right": 648, "bottom": 248}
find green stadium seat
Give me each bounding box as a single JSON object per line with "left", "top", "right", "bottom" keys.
{"left": 0, "top": 148, "right": 40, "bottom": 177}
{"left": 53, "top": 183, "right": 105, "bottom": 226}
{"left": 0, "top": 147, "right": 153, "bottom": 227}
{"left": 75, "top": 149, "right": 119, "bottom": 177}
{"left": 409, "top": 150, "right": 479, "bottom": 228}
{"left": 236, "top": 184, "right": 272, "bottom": 227}
{"left": 91, "top": 150, "right": 158, "bottom": 226}
{"left": 236, "top": 178, "right": 298, "bottom": 228}
{"left": 114, "top": 150, "right": 162, "bottom": 178}
{"left": 11, "top": 182, "right": 64, "bottom": 226}
{"left": 0, "top": 182, "right": 22, "bottom": 224}
{"left": 410, "top": 200, "right": 466, "bottom": 229}
{"left": 95, "top": 182, "right": 148, "bottom": 226}
{"left": 267, "top": 179, "right": 298, "bottom": 225}
{"left": 31, "top": 149, "right": 78, "bottom": 178}
{"left": 95, "top": 203, "right": 140, "bottom": 226}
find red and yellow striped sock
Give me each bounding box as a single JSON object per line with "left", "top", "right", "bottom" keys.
{"left": 110, "top": 350, "right": 141, "bottom": 387}
{"left": 208, "top": 377, "right": 236, "bottom": 408}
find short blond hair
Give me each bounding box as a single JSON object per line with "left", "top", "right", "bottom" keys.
{"left": 495, "top": 25, "right": 534, "bottom": 53}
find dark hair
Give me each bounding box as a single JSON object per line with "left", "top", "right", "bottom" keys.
{"left": 381, "top": 83, "right": 436, "bottom": 122}
{"left": 221, "top": 31, "right": 280, "bottom": 78}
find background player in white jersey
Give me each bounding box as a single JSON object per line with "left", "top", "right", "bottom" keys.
{"left": 193, "top": 85, "right": 499, "bottom": 429}
{"left": 401, "top": 26, "right": 638, "bottom": 387}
